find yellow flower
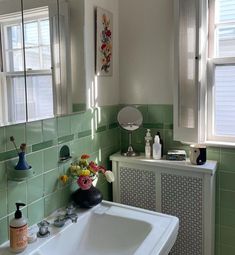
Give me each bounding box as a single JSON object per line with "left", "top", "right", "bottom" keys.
{"left": 60, "top": 175, "right": 69, "bottom": 184}
{"left": 80, "top": 170, "right": 90, "bottom": 176}
{"left": 70, "top": 165, "right": 81, "bottom": 175}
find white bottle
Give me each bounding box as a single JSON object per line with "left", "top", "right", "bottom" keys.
{"left": 10, "top": 203, "right": 28, "bottom": 253}
{"left": 152, "top": 135, "right": 161, "bottom": 160}
{"left": 145, "top": 129, "right": 152, "bottom": 158}
{"left": 145, "top": 140, "right": 151, "bottom": 158}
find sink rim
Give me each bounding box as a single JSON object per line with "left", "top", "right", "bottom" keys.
{"left": 0, "top": 201, "right": 179, "bottom": 255}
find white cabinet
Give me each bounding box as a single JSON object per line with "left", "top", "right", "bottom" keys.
{"left": 110, "top": 153, "right": 217, "bottom": 255}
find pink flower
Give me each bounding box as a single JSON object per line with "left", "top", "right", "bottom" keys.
{"left": 89, "top": 161, "right": 100, "bottom": 173}
{"left": 101, "top": 43, "right": 106, "bottom": 50}
{"left": 106, "top": 30, "right": 111, "bottom": 37}
{"left": 77, "top": 176, "right": 92, "bottom": 190}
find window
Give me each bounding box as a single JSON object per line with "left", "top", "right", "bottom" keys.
{"left": 208, "top": 0, "right": 235, "bottom": 143}
{"left": 0, "top": 7, "right": 54, "bottom": 125}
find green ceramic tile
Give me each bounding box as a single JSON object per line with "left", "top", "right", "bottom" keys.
{"left": 78, "top": 130, "right": 92, "bottom": 138}
{"left": 215, "top": 224, "right": 221, "bottom": 244}
{"left": 106, "top": 105, "right": 119, "bottom": 124}
{"left": 163, "top": 105, "right": 173, "bottom": 126}
{"left": 215, "top": 206, "right": 220, "bottom": 225}
{"left": 43, "top": 147, "right": 58, "bottom": 172}
{"left": 44, "top": 168, "right": 59, "bottom": 195}
{"left": 58, "top": 134, "right": 74, "bottom": 144}
{"left": 220, "top": 244, "right": 235, "bottom": 255}
{"left": 27, "top": 199, "right": 44, "bottom": 226}
{"left": 220, "top": 172, "right": 235, "bottom": 191}
{"left": 0, "top": 190, "right": 7, "bottom": 218}
{"left": 220, "top": 225, "right": 235, "bottom": 247}
{"left": 96, "top": 107, "right": 108, "bottom": 128}
{"left": 147, "top": 105, "right": 164, "bottom": 124}
{"left": 0, "top": 217, "right": 8, "bottom": 244}
{"left": 109, "top": 122, "right": 118, "bottom": 129}
{"left": 42, "top": 118, "right": 58, "bottom": 141}
{"left": 44, "top": 190, "right": 61, "bottom": 216}
{"left": 220, "top": 148, "right": 235, "bottom": 172}
{"left": 26, "top": 121, "right": 43, "bottom": 145}
{"left": 164, "top": 129, "right": 185, "bottom": 152}
{"left": 58, "top": 116, "right": 71, "bottom": 137}
{"left": 0, "top": 150, "right": 18, "bottom": 162}
{"left": 215, "top": 244, "right": 220, "bottom": 255}
{"left": 0, "top": 162, "right": 7, "bottom": 190}
{"left": 207, "top": 147, "right": 221, "bottom": 162}
{"left": 96, "top": 126, "right": 106, "bottom": 133}
{"left": 27, "top": 175, "right": 44, "bottom": 203}
{"left": 60, "top": 186, "right": 72, "bottom": 207}
{"left": 80, "top": 109, "right": 93, "bottom": 132}
{"left": 220, "top": 190, "right": 235, "bottom": 211}
{"left": 0, "top": 127, "right": 5, "bottom": 153}
{"left": 32, "top": 140, "right": 53, "bottom": 152}
{"left": 7, "top": 181, "right": 27, "bottom": 213}
{"left": 70, "top": 139, "right": 83, "bottom": 158}
{"left": 70, "top": 113, "right": 82, "bottom": 134}
{"left": 221, "top": 208, "right": 235, "bottom": 229}
{"left": 5, "top": 124, "right": 25, "bottom": 151}
{"left": 81, "top": 136, "right": 92, "bottom": 155}
{"left": 26, "top": 151, "right": 44, "bottom": 176}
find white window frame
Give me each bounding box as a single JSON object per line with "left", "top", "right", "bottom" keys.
{"left": 206, "top": 0, "right": 235, "bottom": 145}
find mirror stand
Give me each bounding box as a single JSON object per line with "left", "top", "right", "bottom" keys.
{"left": 122, "top": 132, "right": 140, "bottom": 157}
{"left": 117, "top": 106, "right": 143, "bottom": 157}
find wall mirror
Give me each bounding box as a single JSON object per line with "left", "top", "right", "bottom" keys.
{"left": 0, "top": 0, "right": 86, "bottom": 127}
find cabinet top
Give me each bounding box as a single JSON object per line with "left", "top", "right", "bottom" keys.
{"left": 110, "top": 153, "right": 217, "bottom": 175}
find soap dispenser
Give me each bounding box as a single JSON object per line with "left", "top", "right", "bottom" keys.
{"left": 10, "top": 203, "right": 28, "bottom": 253}
{"left": 145, "top": 129, "right": 152, "bottom": 158}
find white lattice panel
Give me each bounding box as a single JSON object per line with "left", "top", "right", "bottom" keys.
{"left": 119, "top": 167, "right": 156, "bottom": 211}
{"left": 161, "top": 173, "right": 203, "bottom": 255}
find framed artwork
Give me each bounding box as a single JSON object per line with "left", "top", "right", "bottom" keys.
{"left": 96, "top": 7, "right": 113, "bottom": 76}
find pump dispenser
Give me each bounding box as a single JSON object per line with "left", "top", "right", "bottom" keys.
{"left": 152, "top": 135, "right": 162, "bottom": 159}
{"left": 10, "top": 203, "right": 28, "bottom": 253}
{"left": 145, "top": 129, "right": 152, "bottom": 158}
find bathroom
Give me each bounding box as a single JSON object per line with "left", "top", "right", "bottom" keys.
{"left": 0, "top": 0, "right": 234, "bottom": 254}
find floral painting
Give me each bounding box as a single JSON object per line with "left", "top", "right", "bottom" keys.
{"left": 96, "top": 7, "right": 113, "bottom": 76}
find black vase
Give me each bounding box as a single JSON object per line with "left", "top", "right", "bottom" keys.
{"left": 71, "top": 185, "right": 103, "bottom": 208}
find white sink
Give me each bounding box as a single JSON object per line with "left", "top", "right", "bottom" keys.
{"left": 0, "top": 201, "right": 179, "bottom": 255}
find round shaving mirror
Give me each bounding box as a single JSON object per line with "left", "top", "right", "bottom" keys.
{"left": 117, "top": 106, "right": 143, "bottom": 156}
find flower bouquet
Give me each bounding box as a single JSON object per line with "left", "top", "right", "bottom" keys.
{"left": 60, "top": 154, "right": 114, "bottom": 207}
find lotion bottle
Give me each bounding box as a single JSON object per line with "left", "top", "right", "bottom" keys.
{"left": 10, "top": 203, "right": 28, "bottom": 253}
{"left": 145, "top": 129, "right": 152, "bottom": 158}
{"left": 152, "top": 135, "right": 161, "bottom": 160}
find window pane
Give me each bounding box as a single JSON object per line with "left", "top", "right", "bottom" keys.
{"left": 25, "top": 48, "right": 40, "bottom": 70}
{"left": 24, "top": 21, "right": 39, "bottom": 47}
{"left": 41, "top": 46, "right": 51, "bottom": 69}
{"left": 6, "top": 25, "right": 22, "bottom": 50}
{"left": 40, "top": 19, "right": 50, "bottom": 45}
{"left": 6, "top": 77, "right": 26, "bottom": 123}
{"left": 215, "top": 25, "right": 235, "bottom": 57}
{"left": 217, "top": 0, "right": 235, "bottom": 22}
{"left": 6, "top": 50, "right": 24, "bottom": 72}
{"left": 214, "top": 65, "right": 235, "bottom": 136}
{"left": 26, "top": 75, "right": 54, "bottom": 121}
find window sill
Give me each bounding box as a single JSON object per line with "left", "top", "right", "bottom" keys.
{"left": 205, "top": 140, "right": 235, "bottom": 148}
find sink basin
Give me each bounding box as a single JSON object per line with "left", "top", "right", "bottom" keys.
{"left": 0, "top": 201, "right": 179, "bottom": 255}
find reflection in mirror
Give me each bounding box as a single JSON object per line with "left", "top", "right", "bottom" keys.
{"left": 0, "top": 0, "right": 86, "bottom": 127}
{"left": 0, "top": 0, "right": 27, "bottom": 125}
{"left": 23, "top": 0, "right": 59, "bottom": 121}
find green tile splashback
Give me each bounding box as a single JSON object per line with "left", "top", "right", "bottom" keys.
{"left": 0, "top": 103, "right": 234, "bottom": 255}
{"left": 0, "top": 105, "right": 120, "bottom": 245}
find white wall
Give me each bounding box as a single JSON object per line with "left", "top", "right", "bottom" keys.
{"left": 84, "top": 0, "right": 119, "bottom": 107}
{"left": 119, "top": 0, "right": 174, "bottom": 104}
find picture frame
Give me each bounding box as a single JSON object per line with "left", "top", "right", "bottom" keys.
{"left": 95, "top": 7, "right": 113, "bottom": 76}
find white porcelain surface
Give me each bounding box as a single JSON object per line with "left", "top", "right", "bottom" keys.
{"left": 0, "top": 201, "right": 179, "bottom": 255}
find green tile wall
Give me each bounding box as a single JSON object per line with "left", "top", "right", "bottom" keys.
{"left": 0, "top": 103, "right": 234, "bottom": 255}
{"left": 119, "top": 104, "right": 235, "bottom": 255}
{"left": 0, "top": 105, "right": 120, "bottom": 245}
